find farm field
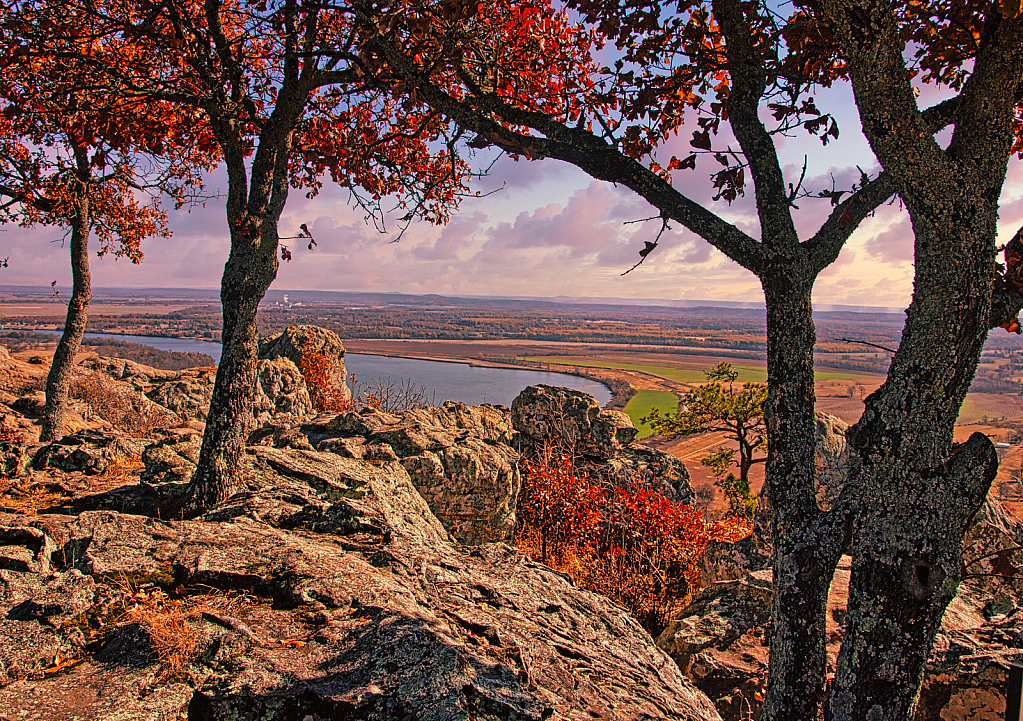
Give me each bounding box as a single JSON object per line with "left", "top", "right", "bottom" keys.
{"left": 623, "top": 390, "right": 678, "bottom": 439}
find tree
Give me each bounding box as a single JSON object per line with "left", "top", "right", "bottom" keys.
{"left": 0, "top": 20, "right": 212, "bottom": 442}
{"left": 349, "top": 1, "right": 1023, "bottom": 717}
{"left": 6, "top": 0, "right": 518, "bottom": 508}
{"left": 643, "top": 362, "right": 766, "bottom": 518}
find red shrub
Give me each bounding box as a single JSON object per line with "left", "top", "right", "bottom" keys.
{"left": 516, "top": 453, "right": 728, "bottom": 633}
{"left": 297, "top": 350, "right": 353, "bottom": 413}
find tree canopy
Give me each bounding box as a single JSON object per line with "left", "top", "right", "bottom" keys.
{"left": 0, "top": 13, "right": 215, "bottom": 441}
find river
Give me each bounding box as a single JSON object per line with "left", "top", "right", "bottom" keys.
{"left": 47, "top": 331, "right": 611, "bottom": 407}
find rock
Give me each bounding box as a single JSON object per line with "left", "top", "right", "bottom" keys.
{"left": 0, "top": 526, "right": 56, "bottom": 573}
{"left": 11, "top": 390, "right": 45, "bottom": 418}
{"left": 145, "top": 366, "right": 218, "bottom": 422}
{"left": 0, "top": 447, "right": 722, "bottom": 720}
{"left": 814, "top": 412, "right": 850, "bottom": 512}
{"left": 259, "top": 325, "right": 351, "bottom": 406}
{"left": 585, "top": 408, "right": 640, "bottom": 458}
{"left": 301, "top": 402, "right": 520, "bottom": 545}
{"left": 140, "top": 434, "right": 202, "bottom": 495}
{"left": 512, "top": 385, "right": 694, "bottom": 504}
{"left": 33, "top": 430, "right": 149, "bottom": 476}
{"left": 251, "top": 356, "right": 314, "bottom": 425}
{"left": 0, "top": 440, "right": 29, "bottom": 478}
{"left": 656, "top": 571, "right": 774, "bottom": 721}
{"left": 511, "top": 384, "right": 602, "bottom": 455}
{"left": 79, "top": 355, "right": 179, "bottom": 384}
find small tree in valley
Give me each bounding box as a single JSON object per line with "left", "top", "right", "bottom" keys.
{"left": 644, "top": 362, "right": 765, "bottom": 518}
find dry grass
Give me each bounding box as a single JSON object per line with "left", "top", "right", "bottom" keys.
{"left": 0, "top": 478, "right": 71, "bottom": 514}
{"left": 71, "top": 373, "right": 166, "bottom": 437}
{"left": 101, "top": 455, "right": 146, "bottom": 483}
{"left": 117, "top": 579, "right": 255, "bottom": 679}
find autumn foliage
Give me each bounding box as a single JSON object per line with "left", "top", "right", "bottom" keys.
{"left": 296, "top": 350, "right": 354, "bottom": 414}
{"left": 516, "top": 452, "right": 749, "bottom": 632}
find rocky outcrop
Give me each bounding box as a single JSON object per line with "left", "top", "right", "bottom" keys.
{"left": 259, "top": 325, "right": 351, "bottom": 406}
{"left": 512, "top": 385, "right": 695, "bottom": 504}
{"left": 250, "top": 401, "right": 521, "bottom": 545}
{"left": 140, "top": 432, "right": 203, "bottom": 495}
{"left": 0, "top": 443, "right": 722, "bottom": 721}
{"left": 33, "top": 430, "right": 149, "bottom": 476}
{"left": 237, "top": 385, "right": 693, "bottom": 545}
{"left": 145, "top": 366, "right": 218, "bottom": 422}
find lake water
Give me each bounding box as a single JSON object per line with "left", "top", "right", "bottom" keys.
{"left": 45, "top": 331, "right": 611, "bottom": 407}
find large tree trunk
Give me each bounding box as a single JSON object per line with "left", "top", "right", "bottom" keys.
{"left": 40, "top": 181, "right": 90, "bottom": 443}
{"left": 811, "top": 1, "right": 1022, "bottom": 715}
{"left": 189, "top": 224, "right": 280, "bottom": 509}
{"left": 759, "top": 274, "right": 845, "bottom": 721}
{"left": 828, "top": 198, "right": 1000, "bottom": 720}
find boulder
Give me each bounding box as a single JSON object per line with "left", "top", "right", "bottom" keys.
{"left": 259, "top": 325, "right": 351, "bottom": 406}
{"left": 33, "top": 430, "right": 149, "bottom": 476}
{"left": 511, "top": 384, "right": 604, "bottom": 455}
{"left": 251, "top": 356, "right": 314, "bottom": 424}
{"left": 145, "top": 366, "right": 218, "bottom": 422}
{"left": 0, "top": 446, "right": 723, "bottom": 721}
{"left": 814, "top": 412, "right": 850, "bottom": 512}
{"left": 0, "top": 440, "right": 29, "bottom": 479}
{"left": 79, "top": 355, "right": 178, "bottom": 385}
{"left": 298, "top": 402, "right": 521, "bottom": 545}
{"left": 140, "top": 433, "right": 202, "bottom": 496}
{"left": 512, "top": 385, "right": 694, "bottom": 504}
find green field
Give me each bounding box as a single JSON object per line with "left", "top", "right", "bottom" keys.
{"left": 523, "top": 356, "right": 873, "bottom": 384}
{"left": 624, "top": 390, "right": 679, "bottom": 439}
{"left": 522, "top": 356, "right": 768, "bottom": 383}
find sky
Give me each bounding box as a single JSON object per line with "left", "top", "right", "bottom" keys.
{"left": 2, "top": 82, "right": 1021, "bottom": 311}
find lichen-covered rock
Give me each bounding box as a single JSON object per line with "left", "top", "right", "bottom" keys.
{"left": 33, "top": 430, "right": 149, "bottom": 476}
{"left": 583, "top": 408, "right": 640, "bottom": 458}
{"left": 0, "top": 566, "right": 96, "bottom": 683}
{"left": 511, "top": 384, "right": 601, "bottom": 453}
{"left": 0, "top": 440, "right": 29, "bottom": 478}
{"left": 79, "top": 355, "right": 179, "bottom": 384}
{"left": 0, "top": 446, "right": 722, "bottom": 721}
{"left": 297, "top": 402, "right": 520, "bottom": 545}
{"left": 512, "top": 385, "right": 694, "bottom": 503}
{"left": 0, "top": 526, "right": 56, "bottom": 573}
{"left": 814, "top": 412, "right": 849, "bottom": 512}
{"left": 146, "top": 366, "right": 218, "bottom": 421}
{"left": 140, "top": 434, "right": 202, "bottom": 495}
{"left": 656, "top": 571, "right": 774, "bottom": 721}
{"left": 251, "top": 356, "right": 314, "bottom": 425}
{"left": 259, "top": 324, "right": 351, "bottom": 406}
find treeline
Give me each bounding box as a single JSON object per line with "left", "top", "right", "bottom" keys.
{"left": 80, "top": 338, "right": 215, "bottom": 370}
{"left": 0, "top": 332, "right": 214, "bottom": 370}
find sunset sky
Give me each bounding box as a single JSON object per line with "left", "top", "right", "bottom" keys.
{"left": 3, "top": 81, "right": 1021, "bottom": 311}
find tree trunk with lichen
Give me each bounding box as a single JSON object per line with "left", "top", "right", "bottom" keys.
{"left": 189, "top": 216, "right": 281, "bottom": 510}
{"left": 814, "top": 0, "right": 1023, "bottom": 717}
{"left": 41, "top": 179, "right": 90, "bottom": 444}
{"left": 829, "top": 183, "right": 1003, "bottom": 721}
